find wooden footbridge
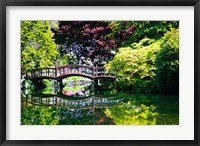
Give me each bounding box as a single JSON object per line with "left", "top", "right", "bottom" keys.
{"left": 25, "top": 65, "right": 116, "bottom": 80}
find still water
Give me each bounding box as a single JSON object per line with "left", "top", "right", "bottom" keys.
{"left": 21, "top": 77, "right": 124, "bottom": 125}
{"left": 21, "top": 77, "right": 159, "bottom": 125}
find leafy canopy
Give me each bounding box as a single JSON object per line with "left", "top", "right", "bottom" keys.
{"left": 21, "top": 21, "right": 58, "bottom": 72}
{"left": 105, "top": 38, "right": 161, "bottom": 92}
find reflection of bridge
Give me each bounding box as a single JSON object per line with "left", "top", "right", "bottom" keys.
{"left": 25, "top": 65, "right": 116, "bottom": 81}
{"left": 22, "top": 94, "right": 122, "bottom": 110}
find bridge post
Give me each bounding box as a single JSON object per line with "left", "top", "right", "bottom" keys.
{"left": 58, "top": 79, "right": 64, "bottom": 90}
{"left": 92, "top": 66, "right": 94, "bottom": 77}
{"left": 55, "top": 67, "right": 57, "bottom": 77}
{"left": 55, "top": 97, "right": 57, "bottom": 107}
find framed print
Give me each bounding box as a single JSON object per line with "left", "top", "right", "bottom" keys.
{"left": 0, "top": 0, "right": 199, "bottom": 145}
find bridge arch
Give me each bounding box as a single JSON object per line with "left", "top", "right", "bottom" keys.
{"left": 56, "top": 74, "right": 93, "bottom": 80}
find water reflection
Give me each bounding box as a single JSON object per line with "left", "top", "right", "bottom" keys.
{"left": 62, "top": 86, "right": 91, "bottom": 97}
{"left": 21, "top": 77, "right": 161, "bottom": 125}
{"left": 22, "top": 94, "right": 122, "bottom": 110}
{"left": 22, "top": 76, "right": 122, "bottom": 110}
{"left": 21, "top": 77, "right": 123, "bottom": 125}
{"left": 21, "top": 77, "right": 179, "bottom": 125}
{"left": 61, "top": 77, "right": 93, "bottom": 97}
{"left": 63, "top": 77, "right": 92, "bottom": 87}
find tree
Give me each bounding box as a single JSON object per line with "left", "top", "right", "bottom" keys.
{"left": 21, "top": 21, "right": 58, "bottom": 73}
{"left": 105, "top": 22, "right": 179, "bottom": 94}
{"left": 54, "top": 21, "right": 178, "bottom": 66}
{"left": 105, "top": 38, "right": 161, "bottom": 93}
{"left": 108, "top": 21, "right": 179, "bottom": 47}
{"left": 156, "top": 29, "right": 179, "bottom": 94}
{"left": 54, "top": 21, "right": 117, "bottom": 66}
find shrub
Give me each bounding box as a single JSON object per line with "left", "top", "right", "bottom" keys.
{"left": 105, "top": 38, "right": 161, "bottom": 93}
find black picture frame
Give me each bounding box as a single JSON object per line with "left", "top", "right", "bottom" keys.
{"left": 0, "top": 0, "right": 199, "bottom": 146}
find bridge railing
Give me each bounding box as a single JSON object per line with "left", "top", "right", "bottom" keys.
{"left": 26, "top": 68, "right": 57, "bottom": 79}
{"left": 56, "top": 65, "right": 93, "bottom": 77}
{"left": 93, "top": 67, "right": 116, "bottom": 77}
{"left": 26, "top": 65, "right": 117, "bottom": 80}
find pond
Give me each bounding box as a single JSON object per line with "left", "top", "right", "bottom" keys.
{"left": 21, "top": 77, "right": 179, "bottom": 125}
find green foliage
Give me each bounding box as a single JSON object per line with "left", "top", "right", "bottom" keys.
{"left": 156, "top": 29, "right": 179, "bottom": 94}
{"left": 108, "top": 21, "right": 179, "bottom": 47}
{"left": 58, "top": 108, "right": 114, "bottom": 125}
{"left": 42, "top": 79, "right": 52, "bottom": 87}
{"left": 40, "top": 79, "right": 52, "bottom": 93}
{"left": 104, "top": 92, "right": 178, "bottom": 125}
{"left": 105, "top": 39, "right": 161, "bottom": 93}
{"left": 21, "top": 21, "right": 180, "bottom": 125}
{"left": 96, "top": 79, "right": 116, "bottom": 91}
{"left": 56, "top": 54, "right": 70, "bottom": 66}
{"left": 106, "top": 28, "right": 179, "bottom": 94}
{"left": 32, "top": 79, "right": 52, "bottom": 94}
{"left": 21, "top": 106, "right": 58, "bottom": 125}
{"left": 131, "top": 21, "right": 178, "bottom": 42}
{"left": 105, "top": 101, "right": 158, "bottom": 125}
{"left": 21, "top": 21, "right": 58, "bottom": 72}
{"left": 25, "top": 80, "right": 34, "bottom": 91}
